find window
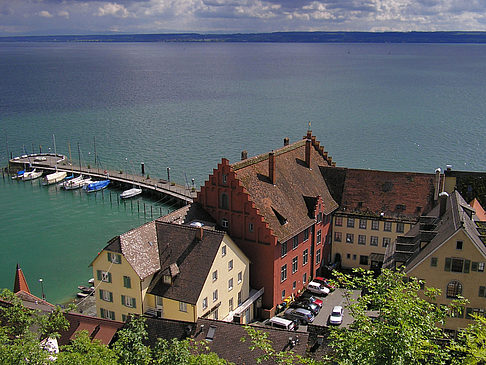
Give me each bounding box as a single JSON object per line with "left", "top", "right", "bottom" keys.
{"left": 445, "top": 258, "right": 470, "bottom": 273}
{"left": 396, "top": 222, "right": 404, "bottom": 233}
{"left": 446, "top": 281, "right": 463, "bottom": 299}
{"left": 479, "top": 286, "right": 486, "bottom": 298}
{"left": 371, "top": 220, "right": 379, "bottom": 230}
{"left": 480, "top": 263, "right": 485, "bottom": 272}
{"left": 222, "top": 245, "right": 227, "bottom": 257}
{"left": 228, "top": 259, "right": 233, "bottom": 271}
{"left": 212, "top": 270, "right": 218, "bottom": 282}
{"left": 229, "top": 298, "right": 234, "bottom": 311}
{"left": 347, "top": 218, "right": 355, "bottom": 228}
{"left": 220, "top": 193, "right": 228, "bottom": 209}
{"left": 222, "top": 218, "right": 229, "bottom": 228}
{"left": 472, "top": 262, "right": 486, "bottom": 272}
{"left": 359, "top": 219, "right": 367, "bottom": 229}
{"left": 99, "top": 289, "right": 113, "bottom": 302}
{"left": 358, "top": 235, "right": 366, "bottom": 245}
{"left": 202, "top": 297, "right": 208, "bottom": 310}
{"left": 292, "top": 256, "right": 298, "bottom": 273}
{"left": 179, "top": 302, "right": 187, "bottom": 312}
{"left": 122, "top": 314, "right": 127, "bottom": 322}
{"left": 293, "top": 236, "right": 299, "bottom": 249}
{"left": 383, "top": 237, "right": 391, "bottom": 247}
{"left": 303, "top": 249, "right": 309, "bottom": 265}
{"left": 431, "top": 257, "right": 438, "bottom": 267}
{"left": 334, "top": 232, "right": 342, "bottom": 242}
{"left": 304, "top": 229, "right": 309, "bottom": 241}
{"left": 281, "top": 241, "right": 288, "bottom": 257}
{"left": 303, "top": 273, "right": 307, "bottom": 284}
{"left": 213, "top": 289, "right": 218, "bottom": 302}
{"left": 384, "top": 221, "right": 392, "bottom": 232}
{"left": 293, "top": 281, "right": 296, "bottom": 290}
{"left": 97, "top": 270, "right": 112, "bottom": 283}
{"left": 238, "top": 271, "right": 242, "bottom": 283}
{"left": 360, "top": 255, "right": 369, "bottom": 265}
{"left": 100, "top": 308, "right": 115, "bottom": 320}
{"left": 466, "top": 307, "right": 485, "bottom": 320}
{"left": 107, "top": 252, "right": 121, "bottom": 264}
{"left": 281, "top": 290, "right": 286, "bottom": 300}
{"left": 346, "top": 253, "right": 351, "bottom": 259}
{"left": 238, "top": 291, "right": 242, "bottom": 305}
{"left": 121, "top": 295, "right": 136, "bottom": 308}
{"left": 249, "top": 223, "right": 254, "bottom": 232}
{"left": 163, "top": 275, "right": 171, "bottom": 284}
{"left": 123, "top": 276, "right": 131, "bottom": 289}
{"left": 370, "top": 236, "right": 378, "bottom": 246}
{"left": 316, "top": 249, "right": 321, "bottom": 264}
{"left": 456, "top": 241, "right": 463, "bottom": 250}
{"left": 228, "top": 278, "right": 234, "bottom": 291}
{"left": 353, "top": 254, "right": 357, "bottom": 260}
{"left": 281, "top": 264, "right": 287, "bottom": 282}
{"left": 346, "top": 233, "right": 354, "bottom": 244}
{"left": 317, "top": 212, "right": 323, "bottom": 223}
{"left": 222, "top": 174, "right": 227, "bottom": 184}
{"left": 317, "top": 230, "right": 322, "bottom": 245}
{"left": 335, "top": 216, "right": 343, "bottom": 226}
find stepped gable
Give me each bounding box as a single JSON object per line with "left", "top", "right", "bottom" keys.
{"left": 470, "top": 198, "right": 486, "bottom": 221}
{"left": 14, "top": 264, "right": 30, "bottom": 294}
{"left": 230, "top": 133, "right": 338, "bottom": 243}
{"left": 321, "top": 167, "right": 438, "bottom": 219}
{"left": 150, "top": 222, "right": 225, "bottom": 305}
{"left": 100, "top": 220, "right": 159, "bottom": 280}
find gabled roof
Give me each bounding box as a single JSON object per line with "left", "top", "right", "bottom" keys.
{"left": 149, "top": 222, "right": 226, "bottom": 305}
{"left": 231, "top": 134, "right": 338, "bottom": 242}
{"left": 321, "top": 167, "right": 438, "bottom": 219}
{"left": 157, "top": 202, "right": 216, "bottom": 227}
{"left": 143, "top": 317, "right": 195, "bottom": 347}
{"left": 102, "top": 220, "right": 159, "bottom": 280}
{"left": 15, "top": 290, "right": 55, "bottom": 313}
{"left": 58, "top": 312, "right": 124, "bottom": 346}
{"left": 193, "top": 318, "right": 309, "bottom": 365}
{"left": 14, "top": 264, "right": 30, "bottom": 294}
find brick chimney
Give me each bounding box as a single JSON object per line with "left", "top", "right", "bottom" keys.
{"left": 269, "top": 151, "right": 275, "bottom": 184}
{"left": 241, "top": 150, "right": 248, "bottom": 160}
{"left": 305, "top": 139, "right": 311, "bottom": 168}
{"left": 439, "top": 192, "right": 449, "bottom": 217}
{"left": 284, "top": 137, "right": 289, "bottom": 146}
{"left": 196, "top": 226, "right": 203, "bottom": 241}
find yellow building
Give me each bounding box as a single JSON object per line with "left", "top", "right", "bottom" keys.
{"left": 384, "top": 190, "right": 486, "bottom": 334}
{"left": 321, "top": 167, "right": 441, "bottom": 270}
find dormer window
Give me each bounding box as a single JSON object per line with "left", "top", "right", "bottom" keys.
{"left": 222, "top": 218, "right": 229, "bottom": 229}
{"left": 163, "top": 275, "right": 172, "bottom": 284}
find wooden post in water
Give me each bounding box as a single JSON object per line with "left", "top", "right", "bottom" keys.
{"left": 151, "top": 205, "right": 153, "bottom": 219}
{"left": 109, "top": 191, "right": 112, "bottom": 206}
{"left": 144, "top": 202, "right": 146, "bottom": 217}
{"left": 138, "top": 200, "right": 140, "bottom": 214}
{"left": 130, "top": 199, "right": 133, "bottom": 212}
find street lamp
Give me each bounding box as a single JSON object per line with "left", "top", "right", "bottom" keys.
{"left": 39, "top": 278, "right": 45, "bottom": 300}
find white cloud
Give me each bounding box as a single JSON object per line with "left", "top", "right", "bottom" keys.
{"left": 38, "top": 10, "right": 53, "bottom": 18}
{"left": 58, "top": 10, "right": 70, "bottom": 19}
{"left": 96, "top": 2, "right": 130, "bottom": 18}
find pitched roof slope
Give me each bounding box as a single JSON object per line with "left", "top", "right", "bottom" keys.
{"left": 231, "top": 135, "right": 338, "bottom": 242}
{"left": 321, "top": 167, "right": 438, "bottom": 219}
{"left": 14, "top": 264, "right": 30, "bottom": 294}
{"left": 470, "top": 198, "right": 486, "bottom": 221}
{"left": 102, "top": 221, "right": 159, "bottom": 280}
{"left": 150, "top": 222, "right": 225, "bottom": 304}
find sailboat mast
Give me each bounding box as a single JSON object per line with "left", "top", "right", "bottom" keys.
{"left": 77, "top": 142, "right": 82, "bottom": 172}
{"left": 53, "top": 134, "right": 57, "bottom": 171}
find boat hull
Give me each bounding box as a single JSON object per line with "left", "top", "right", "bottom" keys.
{"left": 22, "top": 170, "right": 43, "bottom": 181}
{"left": 85, "top": 180, "right": 110, "bottom": 193}
{"left": 120, "top": 188, "right": 142, "bottom": 199}
{"left": 42, "top": 171, "right": 67, "bottom": 185}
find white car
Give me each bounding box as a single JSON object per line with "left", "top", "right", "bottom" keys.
{"left": 329, "top": 305, "right": 343, "bottom": 325}
{"left": 307, "top": 281, "right": 330, "bottom": 295}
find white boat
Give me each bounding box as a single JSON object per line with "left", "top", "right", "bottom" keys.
{"left": 42, "top": 171, "right": 67, "bottom": 186}
{"left": 64, "top": 177, "right": 92, "bottom": 190}
{"left": 59, "top": 175, "right": 83, "bottom": 189}
{"left": 11, "top": 170, "right": 25, "bottom": 180}
{"left": 120, "top": 187, "right": 142, "bottom": 199}
{"left": 22, "top": 169, "right": 43, "bottom": 181}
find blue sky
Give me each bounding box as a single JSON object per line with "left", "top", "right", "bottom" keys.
{"left": 2, "top": 0, "right": 486, "bottom": 36}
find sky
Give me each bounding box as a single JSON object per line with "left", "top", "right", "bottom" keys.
{"left": 1, "top": 0, "right": 486, "bottom": 36}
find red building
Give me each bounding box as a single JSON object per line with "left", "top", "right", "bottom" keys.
{"left": 196, "top": 131, "right": 338, "bottom": 317}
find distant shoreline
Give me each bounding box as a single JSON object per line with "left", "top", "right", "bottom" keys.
{"left": 3, "top": 31, "right": 486, "bottom": 43}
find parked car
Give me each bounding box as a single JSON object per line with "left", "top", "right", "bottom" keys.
{"left": 307, "top": 281, "right": 330, "bottom": 296}
{"left": 297, "top": 293, "right": 324, "bottom": 307}
{"left": 314, "top": 277, "right": 336, "bottom": 291}
{"left": 290, "top": 300, "right": 320, "bottom": 315}
{"left": 284, "top": 308, "right": 315, "bottom": 324}
{"left": 329, "top": 305, "right": 343, "bottom": 325}
{"left": 265, "top": 317, "right": 299, "bottom": 331}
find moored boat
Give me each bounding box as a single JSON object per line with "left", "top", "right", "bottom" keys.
{"left": 59, "top": 175, "right": 83, "bottom": 189}
{"left": 12, "top": 170, "right": 25, "bottom": 180}
{"left": 84, "top": 179, "right": 110, "bottom": 193}
{"left": 77, "top": 285, "right": 95, "bottom": 294}
{"left": 42, "top": 171, "right": 67, "bottom": 185}
{"left": 64, "top": 177, "right": 92, "bottom": 190}
{"left": 22, "top": 169, "right": 43, "bottom": 181}
{"left": 120, "top": 187, "right": 142, "bottom": 199}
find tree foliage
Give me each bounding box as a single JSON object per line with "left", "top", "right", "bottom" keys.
{"left": 449, "top": 314, "right": 486, "bottom": 365}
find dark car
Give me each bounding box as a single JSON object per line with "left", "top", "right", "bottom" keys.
{"left": 284, "top": 308, "right": 315, "bottom": 324}
{"left": 290, "top": 300, "right": 320, "bottom": 315}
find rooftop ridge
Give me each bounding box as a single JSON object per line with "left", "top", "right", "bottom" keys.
{"left": 156, "top": 220, "right": 226, "bottom": 237}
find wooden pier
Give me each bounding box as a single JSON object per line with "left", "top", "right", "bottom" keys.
{"left": 7, "top": 153, "right": 196, "bottom": 205}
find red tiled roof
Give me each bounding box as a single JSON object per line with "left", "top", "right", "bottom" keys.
{"left": 231, "top": 134, "right": 338, "bottom": 242}
{"left": 470, "top": 198, "right": 486, "bottom": 221}
{"left": 14, "top": 264, "right": 30, "bottom": 294}
{"left": 321, "top": 167, "right": 438, "bottom": 219}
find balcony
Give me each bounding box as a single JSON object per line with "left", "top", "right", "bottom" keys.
{"left": 144, "top": 307, "right": 163, "bottom": 318}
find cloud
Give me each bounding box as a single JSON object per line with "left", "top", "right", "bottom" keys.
{"left": 58, "top": 10, "right": 70, "bottom": 18}
{"left": 38, "top": 10, "right": 54, "bottom": 18}
{"left": 96, "top": 2, "right": 130, "bottom": 18}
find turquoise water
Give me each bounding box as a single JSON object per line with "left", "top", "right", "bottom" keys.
{"left": 2, "top": 42, "right": 486, "bottom": 302}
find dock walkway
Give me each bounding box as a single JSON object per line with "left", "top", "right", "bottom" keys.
{"left": 7, "top": 153, "right": 196, "bottom": 204}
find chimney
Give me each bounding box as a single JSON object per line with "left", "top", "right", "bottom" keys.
{"left": 434, "top": 168, "right": 441, "bottom": 201}
{"left": 283, "top": 137, "right": 289, "bottom": 146}
{"left": 269, "top": 151, "right": 275, "bottom": 185}
{"left": 305, "top": 139, "right": 311, "bottom": 168}
{"left": 196, "top": 226, "right": 203, "bottom": 241}
{"left": 439, "top": 192, "right": 449, "bottom": 217}
{"left": 241, "top": 150, "right": 248, "bottom": 160}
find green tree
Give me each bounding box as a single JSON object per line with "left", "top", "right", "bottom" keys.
{"left": 449, "top": 314, "right": 486, "bottom": 364}
{"left": 112, "top": 316, "right": 151, "bottom": 365}
{"left": 56, "top": 330, "right": 118, "bottom": 365}
{"left": 153, "top": 337, "right": 230, "bottom": 365}
{"left": 328, "top": 268, "right": 457, "bottom": 365}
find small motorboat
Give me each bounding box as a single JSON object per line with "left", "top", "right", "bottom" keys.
{"left": 22, "top": 169, "right": 43, "bottom": 181}
{"left": 84, "top": 180, "right": 110, "bottom": 193}
{"left": 42, "top": 171, "right": 67, "bottom": 185}
{"left": 12, "top": 170, "right": 25, "bottom": 180}
{"left": 76, "top": 292, "right": 89, "bottom": 298}
{"left": 88, "top": 278, "right": 94, "bottom": 285}
{"left": 120, "top": 187, "right": 142, "bottom": 199}
{"left": 77, "top": 285, "right": 95, "bottom": 294}
{"left": 64, "top": 177, "right": 92, "bottom": 190}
